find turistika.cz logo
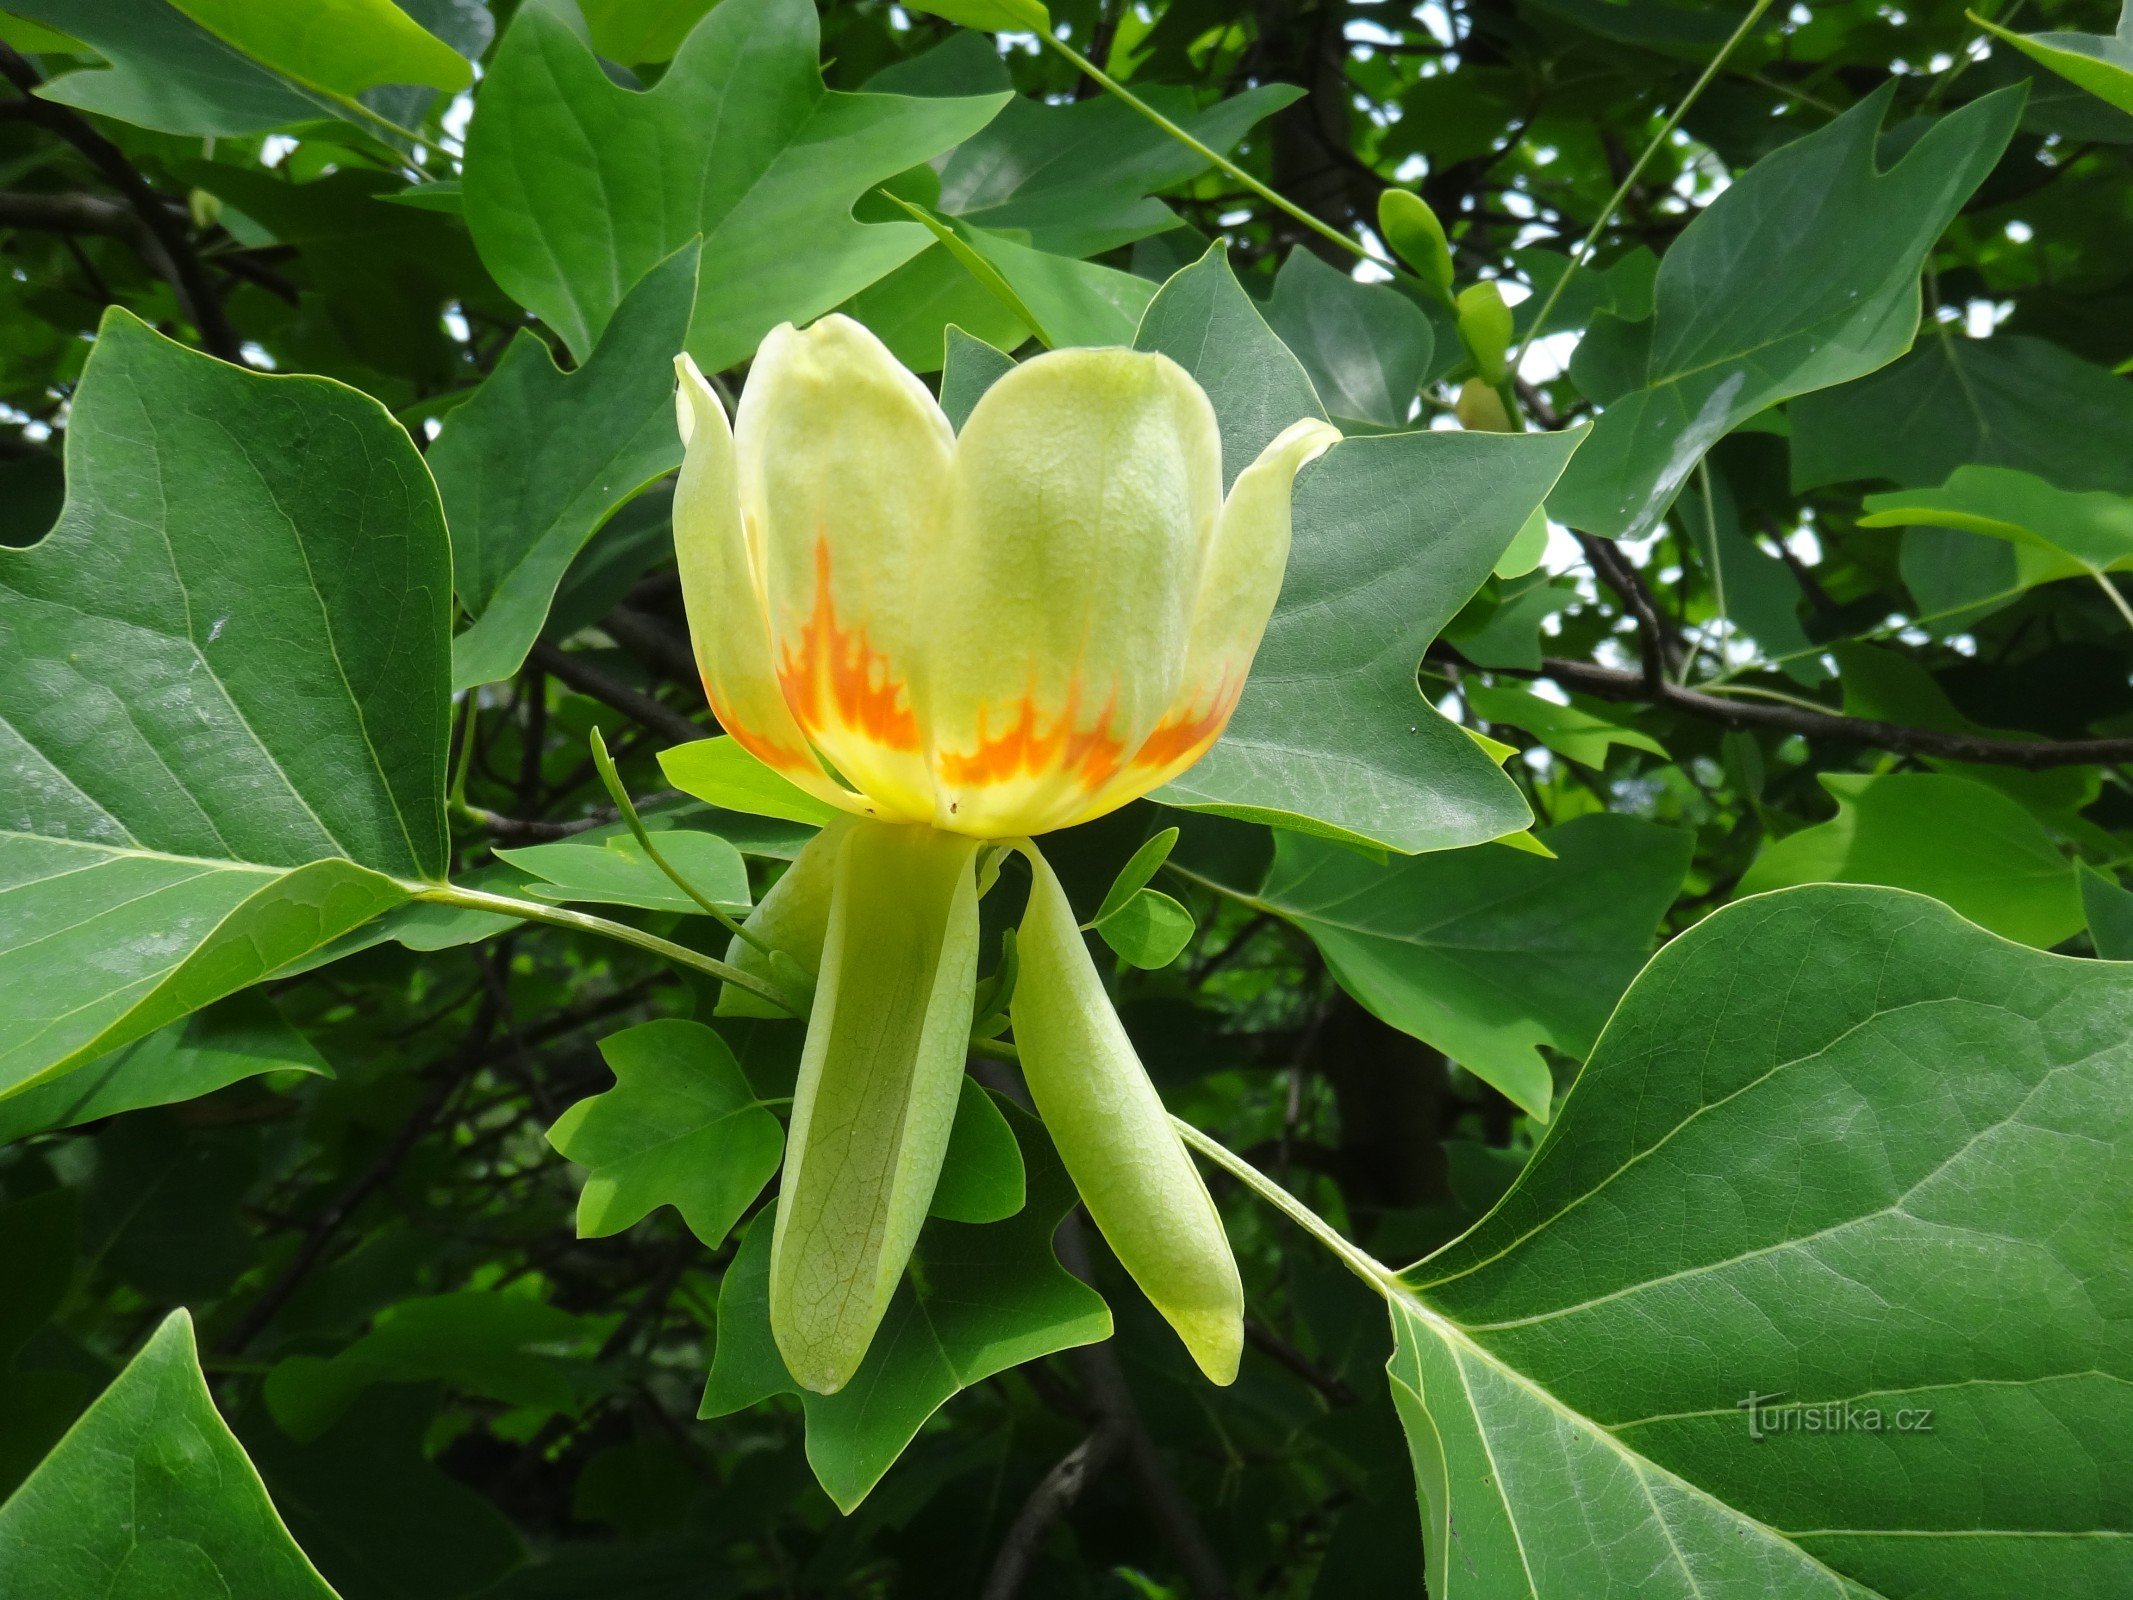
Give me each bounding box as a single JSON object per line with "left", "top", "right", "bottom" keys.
{"left": 1736, "top": 1392, "right": 1937, "bottom": 1442}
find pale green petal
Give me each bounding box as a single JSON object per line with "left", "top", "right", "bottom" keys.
{"left": 925, "top": 347, "right": 1223, "bottom": 838}
{"left": 714, "top": 818, "right": 850, "bottom": 1019}
{"left": 735, "top": 316, "right": 954, "bottom": 824}
{"left": 1009, "top": 842, "right": 1242, "bottom": 1383}
{"left": 673, "top": 355, "right": 858, "bottom": 810}
{"left": 769, "top": 820, "right": 982, "bottom": 1393}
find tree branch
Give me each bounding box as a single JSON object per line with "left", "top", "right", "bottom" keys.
{"left": 530, "top": 640, "right": 705, "bottom": 747}
{"left": 980, "top": 1426, "right": 1127, "bottom": 1600}
{"left": 0, "top": 45, "right": 243, "bottom": 362}
{"left": 1576, "top": 531, "right": 1683, "bottom": 684}
{"left": 1528, "top": 654, "right": 2133, "bottom": 770}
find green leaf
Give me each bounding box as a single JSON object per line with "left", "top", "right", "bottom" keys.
{"left": 2080, "top": 861, "right": 2133, "bottom": 958}
{"left": 1095, "top": 889, "right": 1196, "bottom": 970}
{"left": 0, "top": 311, "right": 450, "bottom": 1098}
{"left": 0, "top": 1311, "right": 335, "bottom": 1598}
{"left": 577, "top": 0, "right": 721, "bottom": 66}
{"left": 461, "top": 0, "right": 1007, "bottom": 367}
{"left": 6, "top": 0, "right": 352, "bottom": 136}
{"left": 1860, "top": 464, "right": 2133, "bottom": 586}
{"left": 1739, "top": 772, "right": 2083, "bottom": 948}
{"left": 437, "top": 242, "right": 699, "bottom": 691}
{"left": 1975, "top": 2, "right": 2133, "bottom": 117}
{"left": 264, "top": 1292, "right": 610, "bottom": 1443}
{"left": 1262, "top": 248, "right": 1434, "bottom": 428}
{"left": 1093, "top": 826, "right": 1181, "bottom": 923}
{"left": 169, "top": 0, "right": 471, "bottom": 96}
{"left": 1257, "top": 813, "right": 1691, "bottom": 1119}
{"left": 1548, "top": 84, "right": 2023, "bottom": 539}
{"left": 1393, "top": 885, "right": 2133, "bottom": 1598}
{"left": 659, "top": 737, "right": 844, "bottom": 827}
{"left": 1462, "top": 681, "right": 1667, "bottom": 769}
{"left": 700, "top": 1103, "right": 1110, "bottom": 1512}
{"left": 1133, "top": 250, "right": 1582, "bottom": 853}
{"left": 927, "top": 1077, "right": 1026, "bottom": 1225}
{"left": 0, "top": 995, "right": 329, "bottom": 1146}
{"left": 930, "top": 215, "right": 1161, "bottom": 349}
{"left": 496, "top": 828, "right": 750, "bottom": 915}
{"left": 905, "top": 0, "right": 1051, "bottom": 29}
{"left": 939, "top": 325, "right": 1018, "bottom": 430}
{"left": 1831, "top": 642, "right": 2100, "bottom": 830}
{"left": 1791, "top": 328, "right": 2133, "bottom": 494}
{"left": 934, "top": 84, "right": 1303, "bottom": 257}
{"left": 546, "top": 1019, "right": 784, "bottom": 1248}
{"left": 1134, "top": 245, "right": 1325, "bottom": 488}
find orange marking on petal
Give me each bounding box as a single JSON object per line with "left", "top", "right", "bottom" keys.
{"left": 1131, "top": 674, "right": 1243, "bottom": 771}
{"left": 774, "top": 537, "right": 920, "bottom": 753}
{"left": 938, "top": 680, "right": 1127, "bottom": 791}
{"left": 702, "top": 681, "right": 818, "bottom": 775}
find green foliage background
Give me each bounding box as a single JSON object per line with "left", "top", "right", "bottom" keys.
{"left": 0, "top": 0, "right": 2130, "bottom": 1596}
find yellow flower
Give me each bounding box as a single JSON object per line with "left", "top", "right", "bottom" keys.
{"left": 675, "top": 315, "right": 1336, "bottom": 1395}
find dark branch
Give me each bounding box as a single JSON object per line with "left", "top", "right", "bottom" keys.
{"left": 1576, "top": 531, "right": 1683, "bottom": 684}
{"left": 0, "top": 45, "right": 243, "bottom": 362}
{"left": 529, "top": 640, "right": 705, "bottom": 747}
{"left": 1529, "top": 655, "right": 2133, "bottom": 770}
{"left": 980, "top": 1427, "right": 1127, "bottom": 1600}
{"left": 0, "top": 188, "right": 133, "bottom": 235}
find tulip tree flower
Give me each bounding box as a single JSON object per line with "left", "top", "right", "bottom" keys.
{"left": 673, "top": 316, "right": 1338, "bottom": 1395}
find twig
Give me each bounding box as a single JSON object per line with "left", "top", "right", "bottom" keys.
{"left": 1520, "top": 654, "right": 2133, "bottom": 769}
{"left": 530, "top": 640, "right": 705, "bottom": 746}
{"left": 0, "top": 45, "right": 243, "bottom": 362}
{"left": 1054, "top": 1216, "right": 1236, "bottom": 1600}
{"left": 1576, "top": 532, "right": 1682, "bottom": 684}
{"left": 980, "top": 1426, "right": 1127, "bottom": 1600}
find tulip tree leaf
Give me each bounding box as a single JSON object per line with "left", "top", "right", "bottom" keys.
{"left": 6, "top": 0, "right": 358, "bottom": 136}
{"left": 496, "top": 829, "right": 751, "bottom": 915}
{"left": 1134, "top": 246, "right": 1326, "bottom": 489}
{"left": 1978, "top": 2, "right": 2133, "bottom": 117}
{"left": 1263, "top": 248, "right": 1435, "bottom": 429}
{"left": 437, "top": 242, "right": 700, "bottom": 691}
{"left": 1256, "top": 813, "right": 1692, "bottom": 1119}
{"left": 927, "top": 1077, "right": 1026, "bottom": 1225}
{"left": 0, "top": 1311, "right": 335, "bottom": 1599}
{"left": 1859, "top": 465, "right": 2133, "bottom": 584}
{"left": 462, "top": 0, "right": 1008, "bottom": 368}
{"left": 1462, "top": 681, "right": 1667, "bottom": 769}
{"left": 1738, "top": 771, "right": 2082, "bottom": 948}
{"left": 700, "top": 1103, "right": 1110, "bottom": 1512}
{"left": 935, "top": 83, "right": 1304, "bottom": 258}
{"left": 168, "top": 0, "right": 473, "bottom": 97}
{"left": 264, "top": 1292, "right": 611, "bottom": 1444}
{"left": 1790, "top": 329, "right": 2133, "bottom": 494}
{"left": 0, "top": 995, "right": 330, "bottom": 1147}
{"left": 1548, "top": 84, "right": 2023, "bottom": 539}
{"left": 939, "top": 326, "right": 1019, "bottom": 430}
{"left": 660, "top": 737, "right": 844, "bottom": 827}
{"left": 2080, "top": 861, "right": 2133, "bottom": 959}
{"left": 1133, "top": 249, "right": 1580, "bottom": 854}
{"left": 1094, "top": 826, "right": 1181, "bottom": 923}
{"left": 1391, "top": 885, "right": 2133, "bottom": 1599}
{"left": 1094, "top": 887, "right": 1196, "bottom": 970}
{"left": 0, "top": 310, "right": 450, "bottom": 1100}
{"left": 546, "top": 1019, "right": 785, "bottom": 1248}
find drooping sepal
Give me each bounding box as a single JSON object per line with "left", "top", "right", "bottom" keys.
{"left": 769, "top": 820, "right": 983, "bottom": 1393}
{"left": 1009, "top": 842, "right": 1243, "bottom": 1383}
{"left": 715, "top": 818, "right": 849, "bottom": 1018}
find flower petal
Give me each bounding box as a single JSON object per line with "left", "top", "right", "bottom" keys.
{"left": 770, "top": 820, "right": 982, "bottom": 1394}
{"left": 1010, "top": 842, "right": 1243, "bottom": 1383}
{"left": 713, "top": 817, "right": 849, "bottom": 1019}
{"left": 736, "top": 316, "right": 954, "bottom": 823}
{"left": 673, "top": 355, "right": 858, "bottom": 812}
{"left": 926, "top": 347, "right": 1224, "bottom": 837}
{"left": 1071, "top": 417, "right": 1340, "bottom": 824}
